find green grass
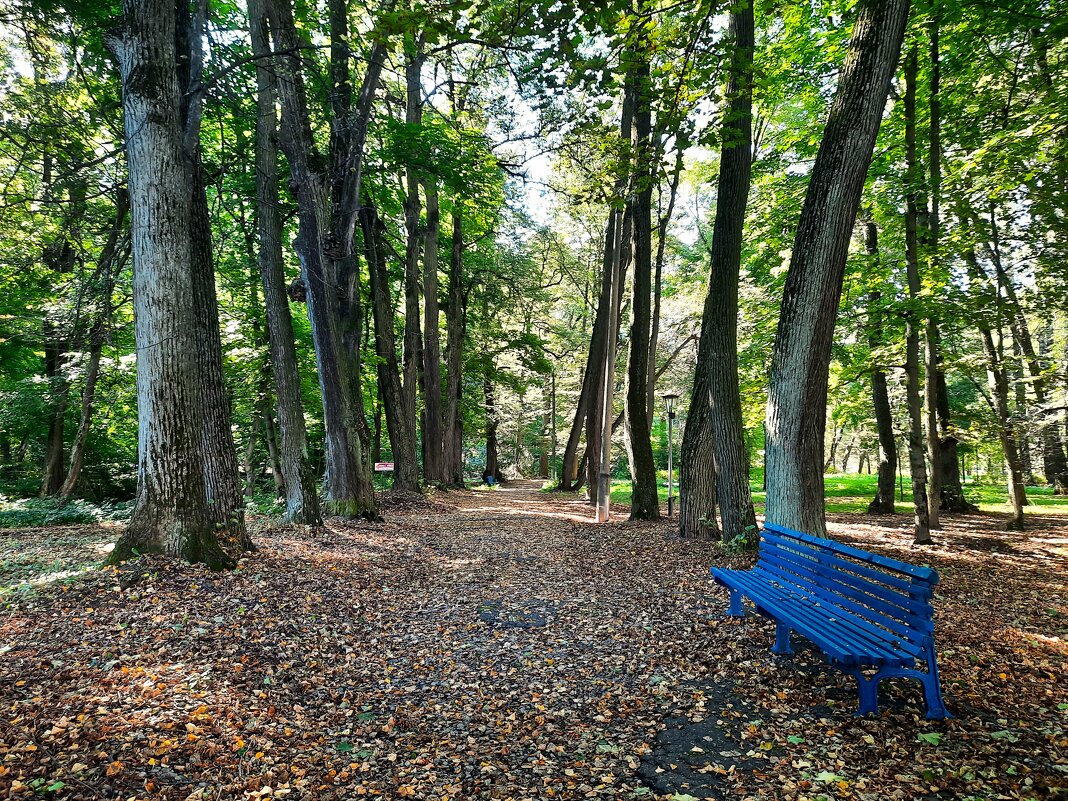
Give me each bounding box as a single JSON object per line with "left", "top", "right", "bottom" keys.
{"left": 606, "top": 470, "right": 1068, "bottom": 516}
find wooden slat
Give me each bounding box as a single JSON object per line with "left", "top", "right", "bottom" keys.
{"left": 763, "top": 523, "right": 939, "bottom": 585}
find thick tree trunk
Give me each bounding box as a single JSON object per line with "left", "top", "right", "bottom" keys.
{"left": 249, "top": 0, "right": 321, "bottom": 524}
{"left": 764, "top": 0, "right": 910, "bottom": 536}
{"left": 862, "top": 221, "right": 897, "bottom": 514}
{"left": 39, "top": 317, "right": 70, "bottom": 497}
{"left": 422, "top": 178, "right": 445, "bottom": 485}
{"left": 191, "top": 153, "right": 251, "bottom": 551}
{"left": 623, "top": 37, "right": 660, "bottom": 521}
{"left": 585, "top": 213, "right": 617, "bottom": 505}
{"left": 680, "top": 0, "right": 756, "bottom": 541}
{"left": 267, "top": 0, "right": 379, "bottom": 518}
{"left": 679, "top": 389, "right": 720, "bottom": 539}
{"left": 443, "top": 209, "right": 467, "bottom": 487}
{"left": 107, "top": 0, "right": 234, "bottom": 567}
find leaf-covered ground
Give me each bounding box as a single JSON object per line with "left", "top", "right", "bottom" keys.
{"left": 0, "top": 481, "right": 1064, "bottom": 800}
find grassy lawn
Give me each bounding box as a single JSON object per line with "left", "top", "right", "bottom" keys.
{"left": 608, "top": 469, "right": 1068, "bottom": 515}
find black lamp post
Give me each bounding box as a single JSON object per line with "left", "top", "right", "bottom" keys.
{"left": 663, "top": 392, "right": 679, "bottom": 517}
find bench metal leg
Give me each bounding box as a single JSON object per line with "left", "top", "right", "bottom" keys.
{"left": 772, "top": 621, "right": 793, "bottom": 655}
{"left": 849, "top": 662, "right": 953, "bottom": 720}
{"left": 853, "top": 671, "right": 880, "bottom": 716}
{"left": 727, "top": 588, "right": 744, "bottom": 617}
{"left": 920, "top": 645, "right": 953, "bottom": 720}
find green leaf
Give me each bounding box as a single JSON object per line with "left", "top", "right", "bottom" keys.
{"left": 917, "top": 732, "right": 944, "bottom": 745}
{"left": 815, "top": 771, "right": 846, "bottom": 783}
{"left": 787, "top": 735, "right": 805, "bottom": 744}
{"left": 335, "top": 741, "right": 354, "bottom": 753}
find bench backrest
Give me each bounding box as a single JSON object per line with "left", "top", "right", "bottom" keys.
{"left": 759, "top": 523, "right": 939, "bottom": 647}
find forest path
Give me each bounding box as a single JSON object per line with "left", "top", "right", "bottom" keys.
{"left": 0, "top": 490, "right": 1064, "bottom": 799}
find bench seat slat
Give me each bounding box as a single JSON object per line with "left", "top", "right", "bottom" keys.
{"left": 728, "top": 566, "right": 921, "bottom": 663}
{"left": 749, "top": 565, "right": 928, "bottom": 654}
{"left": 757, "top": 548, "right": 935, "bottom": 634}
{"left": 761, "top": 531, "right": 934, "bottom": 596}
{"left": 763, "top": 523, "right": 938, "bottom": 585}
{"left": 712, "top": 568, "right": 916, "bottom": 667}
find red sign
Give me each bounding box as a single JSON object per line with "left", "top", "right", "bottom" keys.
{"left": 374, "top": 462, "right": 394, "bottom": 472}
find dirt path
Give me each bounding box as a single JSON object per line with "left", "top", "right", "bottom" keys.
{"left": 0, "top": 484, "right": 1064, "bottom": 800}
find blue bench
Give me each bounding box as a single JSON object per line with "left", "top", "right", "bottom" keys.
{"left": 711, "top": 522, "right": 951, "bottom": 720}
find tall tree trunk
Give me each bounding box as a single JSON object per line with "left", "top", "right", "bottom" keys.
{"left": 483, "top": 371, "right": 502, "bottom": 483}
{"left": 926, "top": 18, "right": 971, "bottom": 513}
{"left": 39, "top": 183, "right": 84, "bottom": 497}
{"left": 267, "top": 0, "right": 380, "bottom": 518}
{"left": 262, "top": 404, "right": 285, "bottom": 497}
{"left": 443, "top": 208, "right": 467, "bottom": 487}
{"left": 185, "top": 3, "right": 251, "bottom": 552}
{"left": 985, "top": 209, "right": 1068, "bottom": 493}
{"left": 58, "top": 188, "right": 129, "bottom": 501}
{"left": 561, "top": 214, "right": 615, "bottom": 493}
{"left": 764, "top": 0, "right": 910, "bottom": 536}
{"left": 401, "top": 46, "right": 425, "bottom": 486}
{"left": 585, "top": 215, "right": 615, "bottom": 504}
{"left": 623, "top": 29, "right": 660, "bottom": 521}
{"left": 249, "top": 0, "right": 322, "bottom": 525}
{"left": 647, "top": 149, "right": 683, "bottom": 420}
{"left": 680, "top": 0, "right": 756, "bottom": 541}
{"left": 558, "top": 365, "right": 593, "bottom": 491}
{"left": 107, "top": 0, "right": 235, "bottom": 567}
{"left": 422, "top": 177, "right": 445, "bottom": 485}
{"left": 965, "top": 250, "right": 1026, "bottom": 529}
{"left": 903, "top": 46, "right": 932, "bottom": 544}
{"left": 363, "top": 202, "right": 422, "bottom": 492}
{"left": 862, "top": 220, "right": 897, "bottom": 514}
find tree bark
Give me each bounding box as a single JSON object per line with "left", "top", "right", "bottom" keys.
{"left": 647, "top": 149, "right": 684, "bottom": 420}
{"left": 422, "top": 177, "right": 445, "bottom": 485}
{"left": 862, "top": 220, "right": 897, "bottom": 514}
{"left": 249, "top": 0, "right": 322, "bottom": 524}
{"left": 764, "top": 0, "right": 910, "bottom": 536}
{"left": 443, "top": 208, "right": 467, "bottom": 487}
{"left": 363, "top": 202, "right": 421, "bottom": 492}
{"left": 985, "top": 210, "right": 1068, "bottom": 492}
{"left": 623, "top": 31, "right": 660, "bottom": 521}
{"left": 267, "top": 0, "right": 380, "bottom": 518}
{"left": 401, "top": 46, "right": 425, "bottom": 487}
{"left": 679, "top": 0, "right": 756, "bottom": 541}
{"left": 483, "top": 370, "right": 502, "bottom": 483}
{"left": 107, "top": 0, "right": 235, "bottom": 567}
{"left": 965, "top": 249, "right": 1026, "bottom": 529}
{"left": 903, "top": 46, "right": 932, "bottom": 544}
